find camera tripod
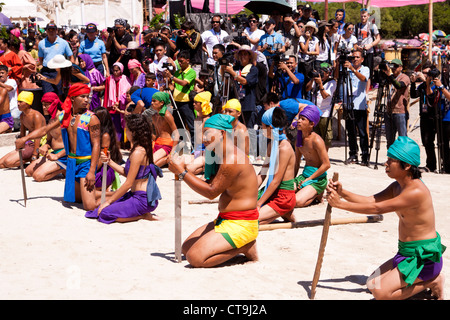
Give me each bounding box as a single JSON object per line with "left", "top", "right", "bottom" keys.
{"left": 368, "top": 77, "right": 390, "bottom": 169}
{"left": 163, "top": 78, "right": 193, "bottom": 152}
{"left": 435, "top": 88, "right": 445, "bottom": 174}
{"left": 325, "top": 60, "right": 355, "bottom": 164}
{"left": 221, "top": 71, "right": 247, "bottom": 126}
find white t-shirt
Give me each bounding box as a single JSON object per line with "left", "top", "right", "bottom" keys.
{"left": 299, "top": 35, "right": 319, "bottom": 61}
{"left": 317, "top": 38, "right": 330, "bottom": 62}
{"left": 5, "top": 78, "right": 19, "bottom": 118}
{"left": 338, "top": 34, "right": 357, "bottom": 52}
{"left": 201, "top": 28, "right": 229, "bottom": 66}
{"left": 355, "top": 22, "right": 379, "bottom": 54}
{"left": 312, "top": 79, "right": 336, "bottom": 117}
{"left": 148, "top": 55, "right": 169, "bottom": 89}
{"left": 244, "top": 27, "right": 265, "bottom": 51}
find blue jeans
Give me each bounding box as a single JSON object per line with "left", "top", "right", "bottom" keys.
{"left": 385, "top": 112, "right": 407, "bottom": 149}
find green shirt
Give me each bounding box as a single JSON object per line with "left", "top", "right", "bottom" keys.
{"left": 173, "top": 66, "right": 196, "bottom": 102}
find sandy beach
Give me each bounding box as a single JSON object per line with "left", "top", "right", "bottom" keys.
{"left": 0, "top": 100, "right": 449, "bottom": 301}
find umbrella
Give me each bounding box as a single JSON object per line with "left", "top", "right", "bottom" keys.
{"left": 419, "top": 33, "right": 437, "bottom": 41}
{"left": 244, "top": 0, "right": 293, "bottom": 15}
{"left": 433, "top": 30, "right": 446, "bottom": 37}
{"left": 419, "top": 33, "right": 430, "bottom": 41}
{"left": 0, "top": 13, "right": 13, "bottom": 27}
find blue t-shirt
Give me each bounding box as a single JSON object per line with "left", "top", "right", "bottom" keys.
{"left": 258, "top": 32, "right": 284, "bottom": 57}
{"left": 349, "top": 65, "right": 370, "bottom": 110}
{"left": 279, "top": 98, "right": 315, "bottom": 123}
{"left": 130, "top": 87, "right": 159, "bottom": 108}
{"left": 38, "top": 36, "right": 73, "bottom": 67}
{"left": 79, "top": 38, "right": 106, "bottom": 63}
{"left": 280, "top": 72, "right": 305, "bottom": 100}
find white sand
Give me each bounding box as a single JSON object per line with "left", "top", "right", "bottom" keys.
{"left": 1, "top": 102, "right": 449, "bottom": 300}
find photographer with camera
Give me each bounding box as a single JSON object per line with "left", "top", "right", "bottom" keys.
{"left": 411, "top": 65, "right": 450, "bottom": 173}
{"left": 305, "top": 63, "right": 336, "bottom": 150}
{"left": 175, "top": 21, "right": 203, "bottom": 77}
{"left": 106, "top": 18, "right": 133, "bottom": 77}
{"left": 343, "top": 49, "right": 370, "bottom": 166}
{"left": 257, "top": 18, "right": 286, "bottom": 63}
{"left": 278, "top": 13, "right": 301, "bottom": 56}
{"left": 220, "top": 45, "right": 259, "bottom": 131}
{"left": 148, "top": 42, "right": 171, "bottom": 90}
{"left": 163, "top": 50, "right": 197, "bottom": 146}
{"left": 380, "top": 59, "right": 410, "bottom": 149}
{"left": 268, "top": 55, "right": 304, "bottom": 100}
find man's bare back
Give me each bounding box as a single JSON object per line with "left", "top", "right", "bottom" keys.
{"left": 0, "top": 87, "right": 10, "bottom": 115}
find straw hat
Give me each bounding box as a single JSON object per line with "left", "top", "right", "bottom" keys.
{"left": 304, "top": 21, "right": 318, "bottom": 34}
{"left": 47, "top": 54, "right": 72, "bottom": 69}
{"left": 127, "top": 41, "right": 140, "bottom": 50}
{"left": 234, "top": 45, "right": 257, "bottom": 63}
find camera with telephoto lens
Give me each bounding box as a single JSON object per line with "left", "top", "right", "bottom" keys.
{"left": 379, "top": 59, "right": 395, "bottom": 72}
{"left": 273, "top": 53, "right": 289, "bottom": 64}
{"left": 426, "top": 67, "right": 440, "bottom": 79}
{"left": 218, "top": 51, "right": 235, "bottom": 66}
{"left": 162, "top": 62, "right": 174, "bottom": 73}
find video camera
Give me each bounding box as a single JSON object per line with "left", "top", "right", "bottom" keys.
{"left": 227, "top": 15, "right": 250, "bottom": 46}
{"left": 338, "top": 47, "right": 355, "bottom": 64}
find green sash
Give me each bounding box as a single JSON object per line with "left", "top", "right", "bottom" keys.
{"left": 397, "top": 232, "right": 446, "bottom": 286}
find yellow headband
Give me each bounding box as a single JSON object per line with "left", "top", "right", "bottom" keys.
{"left": 222, "top": 98, "right": 241, "bottom": 112}
{"left": 18, "top": 91, "right": 34, "bottom": 106}
{"left": 194, "top": 91, "right": 212, "bottom": 116}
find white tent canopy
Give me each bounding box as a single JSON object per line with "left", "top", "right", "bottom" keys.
{"left": 1, "top": 0, "right": 50, "bottom": 26}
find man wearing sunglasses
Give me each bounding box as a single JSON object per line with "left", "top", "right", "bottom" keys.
{"left": 243, "top": 14, "right": 264, "bottom": 51}
{"left": 202, "top": 15, "right": 229, "bottom": 71}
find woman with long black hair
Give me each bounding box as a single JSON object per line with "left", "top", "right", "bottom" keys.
{"left": 85, "top": 113, "right": 163, "bottom": 223}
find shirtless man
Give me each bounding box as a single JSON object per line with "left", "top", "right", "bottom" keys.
{"left": 25, "top": 92, "right": 66, "bottom": 181}
{"left": 16, "top": 83, "right": 101, "bottom": 210}
{"left": 257, "top": 107, "right": 296, "bottom": 224}
{"left": 326, "top": 136, "right": 445, "bottom": 300}
{"left": 294, "top": 105, "right": 330, "bottom": 208}
{"left": 221, "top": 99, "right": 249, "bottom": 155}
{"left": 0, "top": 91, "right": 45, "bottom": 168}
{"left": 150, "top": 91, "right": 179, "bottom": 167}
{"left": 0, "top": 64, "right": 12, "bottom": 133}
{"left": 0, "top": 84, "right": 11, "bottom": 133}
{"left": 168, "top": 113, "right": 259, "bottom": 268}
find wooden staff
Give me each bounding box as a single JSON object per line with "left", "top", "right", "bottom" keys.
{"left": 100, "top": 148, "right": 108, "bottom": 205}
{"left": 310, "top": 172, "right": 338, "bottom": 300}
{"left": 259, "top": 215, "right": 383, "bottom": 231}
{"left": 174, "top": 174, "right": 182, "bottom": 263}
{"left": 188, "top": 199, "right": 219, "bottom": 204}
{"left": 18, "top": 149, "right": 27, "bottom": 207}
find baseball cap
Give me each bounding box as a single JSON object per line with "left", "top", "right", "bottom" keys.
{"left": 391, "top": 58, "right": 403, "bottom": 66}
{"left": 46, "top": 22, "right": 57, "bottom": 30}
{"left": 86, "top": 23, "right": 97, "bottom": 33}
{"left": 304, "top": 4, "right": 312, "bottom": 10}
{"left": 265, "top": 18, "right": 276, "bottom": 25}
